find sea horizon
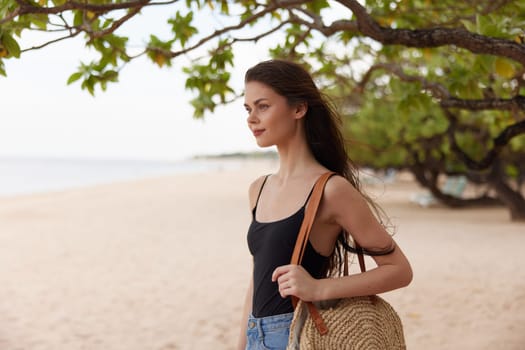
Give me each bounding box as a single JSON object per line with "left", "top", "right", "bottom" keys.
{"left": 0, "top": 155, "right": 256, "bottom": 197}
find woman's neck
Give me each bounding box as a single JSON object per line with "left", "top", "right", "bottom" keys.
{"left": 275, "top": 138, "right": 321, "bottom": 181}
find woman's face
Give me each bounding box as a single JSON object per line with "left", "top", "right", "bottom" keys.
{"left": 244, "top": 81, "right": 305, "bottom": 148}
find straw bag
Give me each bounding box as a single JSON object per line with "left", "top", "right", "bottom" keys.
{"left": 286, "top": 172, "right": 406, "bottom": 350}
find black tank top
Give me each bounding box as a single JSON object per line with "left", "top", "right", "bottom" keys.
{"left": 247, "top": 175, "right": 329, "bottom": 317}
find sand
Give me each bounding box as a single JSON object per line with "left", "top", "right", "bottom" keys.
{"left": 0, "top": 158, "right": 523, "bottom": 350}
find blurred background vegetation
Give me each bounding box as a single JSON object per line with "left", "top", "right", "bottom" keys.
{"left": 1, "top": 0, "right": 524, "bottom": 220}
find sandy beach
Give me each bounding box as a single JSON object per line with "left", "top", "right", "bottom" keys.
{"left": 0, "top": 158, "right": 523, "bottom": 350}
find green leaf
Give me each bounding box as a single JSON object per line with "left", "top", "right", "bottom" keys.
{"left": 1, "top": 33, "right": 20, "bottom": 58}
{"left": 67, "top": 72, "right": 83, "bottom": 85}
{"left": 220, "top": 0, "right": 229, "bottom": 14}
{"left": 338, "top": 31, "right": 355, "bottom": 45}
{"left": 306, "top": 0, "right": 329, "bottom": 14}
{"left": 168, "top": 11, "right": 198, "bottom": 47}
{"left": 30, "top": 14, "right": 48, "bottom": 30}
{"left": 81, "top": 76, "right": 95, "bottom": 96}
{"left": 460, "top": 19, "right": 476, "bottom": 32}
{"left": 73, "top": 10, "right": 83, "bottom": 27}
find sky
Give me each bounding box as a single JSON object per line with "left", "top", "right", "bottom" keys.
{"left": 0, "top": 5, "right": 274, "bottom": 162}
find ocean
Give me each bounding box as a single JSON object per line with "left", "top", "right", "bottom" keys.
{"left": 0, "top": 157, "right": 240, "bottom": 197}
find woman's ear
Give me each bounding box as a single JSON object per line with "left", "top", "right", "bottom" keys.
{"left": 294, "top": 101, "right": 308, "bottom": 120}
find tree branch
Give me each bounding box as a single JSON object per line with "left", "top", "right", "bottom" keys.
{"left": 1, "top": 0, "right": 179, "bottom": 25}
{"left": 0, "top": 6, "right": 21, "bottom": 25}
{"left": 88, "top": 4, "right": 145, "bottom": 41}
{"left": 20, "top": 30, "right": 82, "bottom": 52}
{"left": 285, "top": 14, "right": 358, "bottom": 37}
{"left": 441, "top": 95, "right": 525, "bottom": 111}
{"left": 357, "top": 62, "right": 450, "bottom": 98}
{"left": 162, "top": 0, "right": 306, "bottom": 59}
{"left": 446, "top": 110, "right": 525, "bottom": 170}
{"left": 358, "top": 63, "right": 525, "bottom": 112}
{"left": 15, "top": 0, "right": 159, "bottom": 15}
{"left": 232, "top": 21, "right": 289, "bottom": 43}
{"left": 336, "top": 0, "right": 525, "bottom": 65}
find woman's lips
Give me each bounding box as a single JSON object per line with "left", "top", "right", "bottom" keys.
{"left": 253, "top": 129, "right": 265, "bottom": 137}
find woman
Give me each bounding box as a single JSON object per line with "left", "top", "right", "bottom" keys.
{"left": 237, "top": 59, "right": 412, "bottom": 350}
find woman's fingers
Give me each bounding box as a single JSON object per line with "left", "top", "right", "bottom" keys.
{"left": 272, "top": 264, "right": 295, "bottom": 297}
{"left": 271, "top": 264, "right": 293, "bottom": 282}
{"left": 272, "top": 265, "right": 314, "bottom": 299}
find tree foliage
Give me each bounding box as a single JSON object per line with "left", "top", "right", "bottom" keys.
{"left": 1, "top": 0, "right": 525, "bottom": 220}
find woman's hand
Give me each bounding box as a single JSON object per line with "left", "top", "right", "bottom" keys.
{"left": 272, "top": 264, "right": 323, "bottom": 302}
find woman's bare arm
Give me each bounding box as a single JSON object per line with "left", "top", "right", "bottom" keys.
{"left": 272, "top": 175, "right": 412, "bottom": 302}
{"left": 316, "top": 175, "right": 412, "bottom": 300}
{"left": 236, "top": 276, "right": 253, "bottom": 350}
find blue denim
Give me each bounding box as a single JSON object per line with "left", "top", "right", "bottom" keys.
{"left": 245, "top": 312, "right": 293, "bottom": 350}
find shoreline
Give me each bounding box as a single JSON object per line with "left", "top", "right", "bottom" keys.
{"left": 0, "top": 156, "right": 277, "bottom": 198}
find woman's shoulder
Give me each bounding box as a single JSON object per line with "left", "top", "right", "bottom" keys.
{"left": 248, "top": 174, "right": 270, "bottom": 204}
{"left": 249, "top": 174, "right": 269, "bottom": 191}
{"left": 323, "top": 173, "right": 362, "bottom": 202}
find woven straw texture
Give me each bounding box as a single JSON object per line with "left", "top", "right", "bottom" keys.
{"left": 287, "top": 296, "right": 406, "bottom": 350}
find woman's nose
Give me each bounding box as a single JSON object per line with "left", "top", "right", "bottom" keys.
{"left": 246, "top": 111, "right": 258, "bottom": 124}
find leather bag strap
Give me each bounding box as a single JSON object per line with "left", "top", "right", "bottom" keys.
{"left": 290, "top": 172, "right": 335, "bottom": 267}
{"left": 290, "top": 171, "right": 335, "bottom": 336}
{"left": 356, "top": 243, "right": 366, "bottom": 273}
{"left": 290, "top": 172, "right": 370, "bottom": 335}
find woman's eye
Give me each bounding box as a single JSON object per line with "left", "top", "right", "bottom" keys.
{"left": 259, "top": 104, "right": 269, "bottom": 111}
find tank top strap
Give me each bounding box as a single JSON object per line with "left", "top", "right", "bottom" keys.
{"left": 302, "top": 172, "right": 336, "bottom": 208}
{"left": 302, "top": 179, "right": 318, "bottom": 207}
{"left": 253, "top": 174, "right": 271, "bottom": 212}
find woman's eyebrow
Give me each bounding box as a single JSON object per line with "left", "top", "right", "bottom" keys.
{"left": 244, "top": 98, "right": 269, "bottom": 108}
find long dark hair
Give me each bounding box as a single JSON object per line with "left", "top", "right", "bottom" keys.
{"left": 245, "top": 59, "right": 392, "bottom": 276}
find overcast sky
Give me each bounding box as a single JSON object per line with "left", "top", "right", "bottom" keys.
{"left": 0, "top": 5, "right": 272, "bottom": 161}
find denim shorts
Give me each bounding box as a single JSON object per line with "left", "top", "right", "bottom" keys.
{"left": 245, "top": 312, "right": 293, "bottom": 350}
